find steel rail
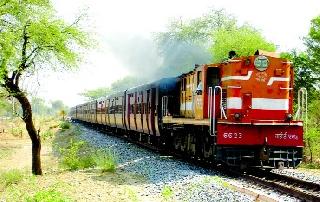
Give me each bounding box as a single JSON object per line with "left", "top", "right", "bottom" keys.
{"left": 243, "top": 170, "right": 320, "bottom": 202}
{"left": 77, "top": 122, "right": 319, "bottom": 201}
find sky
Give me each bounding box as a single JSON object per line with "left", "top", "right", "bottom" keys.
{"left": 33, "top": 0, "right": 320, "bottom": 107}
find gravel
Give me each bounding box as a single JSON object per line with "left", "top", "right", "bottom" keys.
{"left": 272, "top": 169, "right": 320, "bottom": 185}
{"left": 75, "top": 124, "right": 305, "bottom": 202}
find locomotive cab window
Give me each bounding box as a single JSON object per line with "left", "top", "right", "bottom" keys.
{"left": 206, "top": 68, "right": 220, "bottom": 89}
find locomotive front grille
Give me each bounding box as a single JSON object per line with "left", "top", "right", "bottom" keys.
{"left": 268, "top": 148, "right": 303, "bottom": 168}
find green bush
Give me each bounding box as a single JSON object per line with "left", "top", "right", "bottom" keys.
{"left": 60, "top": 139, "right": 96, "bottom": 170}
{"left": 59, "top": 122, "right": 71, "bottom": 130}
{"left": 94, "top": 149, "right": 117, "bottom": 173}
{"left": 56, "top": 126, "right": 117, "bottom": 172}
{"left": 41, "top": 130, "right": 54, "bottom": 141}
{"left": 11, "top": 127, "right": 23, "bottom": 138}
{"left": 26, "top": 189, "right": 72, "bottom": 202}
{"left": 0, "top": 169, "right": 25, "bottom": 189}
{"left": 303, "top": 99, "right": 320, "bottom": 164}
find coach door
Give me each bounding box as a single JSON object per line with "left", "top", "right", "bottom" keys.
{"left": 110, "top": 98, "right": 116, "bottom": 127}
{"left": 133, "top": 92, "right": 138, "bottom": 130}
{"left": 136, "top": 91, "right": 144, "bottom": 133}
{"left": 106, "top": 99, "right": 110, "bottom": 125}
{"left": 149, "top": 88, "right": 156, "bottom": 135}
{"left": 144, "top": 90, "right": 150, "bottom": 134}
{"left": 195, "top": 70, "right": 203, "bottom": 119}
{"left": 126, "top": 93, "right": 131, "bottom": 130}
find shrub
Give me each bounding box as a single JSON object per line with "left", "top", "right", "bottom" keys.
{"left": 59, "top": 122, "right": 71, "bottom": 130}
{"left": 11, "top": 127, "right": 23, "bottom": 138}
{"left": 56, "top": 127, "right": 117, "bottom": 172}
{"left": 41, "top": 130, "right": 54, "bottom": 141}
{"left": 0, "top": 169, "right": 25, "bottom": 189}
{"left": 94, "top": 149, "right": 117, "bottom": 173}
{"left": 60, "top": 139, "right": 96, "bottom": 170}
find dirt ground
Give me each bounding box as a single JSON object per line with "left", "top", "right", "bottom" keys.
{"left": 0, "top": 120, "right": 159, "bottom": 202}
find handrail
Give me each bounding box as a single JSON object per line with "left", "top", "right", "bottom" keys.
{"left": 280, "top": 87, "right": 293, "bottom": 90}
{"left": 208, "top": 86, "right": 227, "bottom": 136}
{"left": 227, "top": 86, "right": 242, "bottom": 89}
{"left": 208, "top": 87, "right": 213, "bottom": 136}
{"left": 294, "top": 88, "right": 307, "bottom": 132}
{"left": 215, "top": 86, "right": 227, "bottom": 120}
{"left": 208, "top": 87, "right": 213, "bottom": 122}
{"left": 161, "top": 96, "right": 168, "bottom": 116}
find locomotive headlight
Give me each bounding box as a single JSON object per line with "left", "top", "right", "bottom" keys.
{"left": 234, "top": 113, "right": 241, "bottom": 120}
{"left": 254, "top": 55, "right": 269, "bottom": 71}
{"left": 285, "top": 113, "right": 293, "bottom": 121}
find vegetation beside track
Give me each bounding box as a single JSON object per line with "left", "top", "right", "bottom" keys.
{"left": 53, "top": 124, "right": 118, "bottom": 172}
{"left": 0, "top": 118, "right": 146, "bottom": 201}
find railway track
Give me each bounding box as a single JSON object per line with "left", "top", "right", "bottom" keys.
{"left": 116, "top": 131, "right": 320, "bottom": 201}
{"left": 81, "top": 123, "right": 319, "bottom": 201}
{"left": 243, "top": 170, "right": 320, "bottom": 202}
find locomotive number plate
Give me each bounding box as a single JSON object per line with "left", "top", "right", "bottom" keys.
{"left": 223, "top": 132, "right": 243, "bottom": 139}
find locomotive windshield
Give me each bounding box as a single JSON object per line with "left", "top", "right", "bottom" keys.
{"left": 206, "top": 68, "right": 220, "bottom": 89}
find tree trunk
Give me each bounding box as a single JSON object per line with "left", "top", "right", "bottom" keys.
{"left": 18, "top": 94, "right": 42, "bottom": 175}
{"left": 5, "top": 80, "right": 42, "bottom": 175}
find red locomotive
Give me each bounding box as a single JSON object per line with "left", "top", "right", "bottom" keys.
{"left": 70, "top": 50, "right": 306, "bottom": 169}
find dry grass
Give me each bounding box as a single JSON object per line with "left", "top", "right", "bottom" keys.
{"left": 0, "top": 119, "right": 151, "bottom": 201}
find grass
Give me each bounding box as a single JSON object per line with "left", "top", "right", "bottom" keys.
{"left": 94, "top": 149, "right": 117, "bottom": 173}
{"left": 59, "top": 122, "right": 71, "bottom": 130}
{"left": 54, "top": 125, "right": 118, "bottom": 172}
{"left": 0, "top": 147, "right": 13, "bottom": 159}
{"left": 59, "top": 139, "right": 96, "bottom": 170}
{"left": 0, "top": 169, "right": 25, "bottom": 190}
{"left": 11, "top": 127, "right": 24, "bottom": 138}
{"left": 26, "top": 188, "right": 72, "bottom": 202}
{"left": 0, "top": 118, "right": 27, "bottom": 138}
{"left": 161, "top": 185, "right": 174, "bottom": 201}
{"left": 41, "top": 129, "right": 54, "bottom": 141}
{"left": 0, "top": 168, "right": 72, "bottom": 201}
{"left": 299, "top": 162, "right": 320, "bottom": 169}
{"left": 211, "top": 176, "right": 232, "bottom": 189}
{"left": 125, "top": 187, "right": 138, "bottom": 202}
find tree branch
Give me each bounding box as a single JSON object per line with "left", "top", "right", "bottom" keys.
{"left": 62, "top": 14, "right": 84, "bottom": 32}
{"left": 14, "top": 23, "right": 30, "bottom": 86}
{"left": 26, "top": 46, "right": 39, "bottom": 61}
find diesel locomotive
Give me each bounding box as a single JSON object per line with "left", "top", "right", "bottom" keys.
{"left": 70, "top": 50, "right": 306, "bottom": 169}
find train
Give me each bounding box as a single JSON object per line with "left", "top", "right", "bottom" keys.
{"left": 70, "top": 50, "right": 306, "bottom": 169}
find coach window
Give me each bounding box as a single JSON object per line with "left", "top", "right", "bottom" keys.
{"left": 196, "top": 71, "right": 203, "bottom": 95}
{"left": 118, "top": 105, "right": 122, "bottom": 113}
{"left": 182, "top": 78, "right": 186, "bottom": 91}
{"left": 197, "top": 71, "right": 202, "bottom": 86}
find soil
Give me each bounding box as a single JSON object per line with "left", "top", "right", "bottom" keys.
{"left": 0, "top": 123, "right": 159, "bottom": 202}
